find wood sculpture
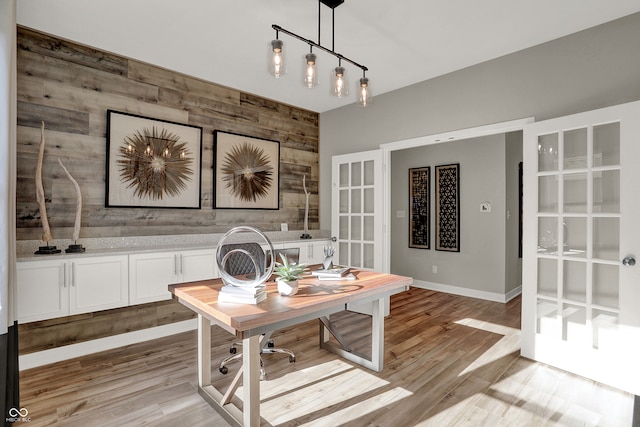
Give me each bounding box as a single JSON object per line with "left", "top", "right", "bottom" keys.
{"left": 300, "top": 174, "right": 311, "bottom": 239}
{"left": 58, "top": 158, "right": 85, "bottom": 252}
{"left": 34, "top": 121, "right": 61, "bottom": 254}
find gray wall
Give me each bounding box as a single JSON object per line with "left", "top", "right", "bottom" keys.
{"left": 390, "top": 134, "right": 508, "bottom": 294}
{"left": 319, "top": 12, "right": 640, "bottom": 229}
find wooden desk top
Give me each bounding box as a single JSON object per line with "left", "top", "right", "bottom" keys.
{"left": 168, "top": 269, "right": 412, "bottom": 336}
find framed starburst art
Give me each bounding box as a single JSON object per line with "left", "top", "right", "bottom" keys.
{"left": 106, "top": 110, "right": 203, "bottom": 208}
{"left": 213, "top": 131, "right": 280, "bottom": 209}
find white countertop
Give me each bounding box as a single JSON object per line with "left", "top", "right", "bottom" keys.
{"left": 17, "top": 230, "right": 332, "bottom": 261}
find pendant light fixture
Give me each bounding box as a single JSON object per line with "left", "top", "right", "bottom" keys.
{"left": 304, "top": 49, "right": 319, "bottom": 88}
{"left": 332, "top": 62, "right": 348, "bottom": 97}
{"left": 357, "top": 73, "right": 372, "bottom": 107}
{"left": 268, "top": 36, "right": 285, "bottom": 78}
{"left": 269, "top": 0, "right": 372, "bottom": 106}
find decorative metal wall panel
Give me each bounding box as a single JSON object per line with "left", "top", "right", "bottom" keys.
{"left": 435, "top": 163, "right": 460, "bottom": 252}
{"left": 409, "top": 167, "right": 430, "bottom": 249}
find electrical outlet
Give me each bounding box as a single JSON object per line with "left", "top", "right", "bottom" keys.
{"left": 280, "top": 223, "right": 288, "bottom": 231}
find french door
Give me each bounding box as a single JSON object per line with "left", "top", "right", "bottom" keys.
{"left": 522, "top": 100, "right": 640, "bottom": 395}
{"left": 331, "top": 150, "right": 383, "bottom": 271}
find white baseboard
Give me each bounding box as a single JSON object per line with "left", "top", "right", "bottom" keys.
{"left": 412, "top": 279, "right": 522, "bottom": 303}
{"left": 19, "top": 319, "right": 197, "bottom": 371}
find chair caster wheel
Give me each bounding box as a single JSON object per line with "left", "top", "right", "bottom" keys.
{"left": 267, "top": 340, "right": 275, "bottom": 348}
{"left": 219, "top": 366, "right": 228, "bottom": 374}
{"left": 289, "top": 356, "right": 296, "bottom": 363}
{"left": 229, "top": 347, "right": 237, "bottom": 354}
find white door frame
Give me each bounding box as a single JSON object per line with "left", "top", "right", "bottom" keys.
{"left": 379, "top": 118, "right": 535, "bottom": 272}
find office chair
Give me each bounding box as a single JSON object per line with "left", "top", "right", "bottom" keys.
{"left": 217, "top": 241, "right": 295, "bottom": 380}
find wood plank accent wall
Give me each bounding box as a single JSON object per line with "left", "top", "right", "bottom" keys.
{"left": 15, "top": 27, "right": 320, "bottom": 241}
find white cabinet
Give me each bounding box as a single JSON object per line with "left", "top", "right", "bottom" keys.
{"left": 16, "top": 255, "right": 129, "bottom": 323}
{"left": 276, "top": 239, "right": 332, "bottom": 265}
{"left": 129, "top": 249, "right": 217, "bottom": 305}
{"left": 299, "top": 240, "right": 333, "bottom": 264}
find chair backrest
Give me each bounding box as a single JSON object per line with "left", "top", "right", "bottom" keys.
{"left": 218, "top": 242, "right": 266, "bottom": 276}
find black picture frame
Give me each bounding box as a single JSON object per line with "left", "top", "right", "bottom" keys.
{"left": 409, "top": 167, "right": 430, "bottom": 249}
{"left": 435, "top": 163, "right": 460, "bottom": 252}
{"left": 105, "top": 110, "right": 203, "bottom": 209}
{"left": 213, "top": 130, "right": 280, "bottom": 210}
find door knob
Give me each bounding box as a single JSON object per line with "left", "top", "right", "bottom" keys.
{"left": 622, "top": 256, "right": 636, "bottom": 267}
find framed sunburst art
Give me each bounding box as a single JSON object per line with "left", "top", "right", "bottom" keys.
{"left": 106, "top": 110, "right": 203, "bottom": 208}
{"left": 213, "top": 131, "right": 280, "bottom": 209}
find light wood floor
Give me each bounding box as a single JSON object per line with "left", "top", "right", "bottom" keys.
{"left": 20, "top": 288, "right": 635, "bottom": 426}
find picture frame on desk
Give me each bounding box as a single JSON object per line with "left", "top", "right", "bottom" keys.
{"left": 105, "top": 110, "right": 203, "bottom": 209}
{"left": 213, "top": 130, "right": 280, "bottom": 210}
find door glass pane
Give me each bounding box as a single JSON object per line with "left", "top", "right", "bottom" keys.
{"left": 339, "top": 216, "right": 349, "bottom": 240}
{"left": 537, "top": 299, "right": 559, "bottom": 336}
{"left": 562, "top": 304, "right": 587, "bottom": 344}
{"left": 563, "top": 172, "right": 587, "bottom": 213}
{"left": 564, "top": 217, "right": 586, "bottom": 257}
{"left": 363, "top": 216, "right": 374, "bottom": 241}
{"left": 593, "top": 170, "right": 620, "bottom": 213}
{"left": 339, "top": 163, "right": 349, "bottom": 187}
{"left": 351, "top": 216, "right": 361, "bottom": 240}
{"left": 538, "top": 175, "right": 558, "bottom": 212}
{"left": 593, "top": 122, "right": 620, "bottom": 167}
{"left": 538, "top": 258, "right": 558, "bottom": 297}
{"left": 351, "top": 243, "right": 361, "bottom": 268}
{"left": 351, "top": 162, "right": 361, "bottom": 186}
{"left": 564, "top": 128, "right": 588, "bottom": 170}
{"left": 363, "top": 188, "right": 374, "bottom": 213}
{"left": 339, "top": 189, "right": 349, "bottom": 213}
{"left": 363, "top": 244, "right": 374, "bottom": 269}
{"left": 364, "top": 160, "right": 374, "bottom": 186}
{"left": 593, "top": 217, "right": 619, "bottom": 261}
{"left": 592, "top": 309, "right": 619, "bottom": 350}
{"left": 351, "top": 189, "right": 361, "bottom": 213}
{"left": 339, "top": 242, "right": 349, "bottom": 266}
{"left": 592, "top": 263, "right": 619, "bottom": 309}
{"left": 538, "top": 133, "right": 559, "bottom": 172}
{"left": 538, "top": 217, "right": 558, "bottom": 255}
{"left": 563, "top": 260, "right": 586, "bottom": 302}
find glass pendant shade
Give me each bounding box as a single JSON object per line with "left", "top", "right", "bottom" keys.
{"left": 303, "top": 53, "right": 319, "bottom": 88}
{"left": 357, "top": 77, "right": 373, "bottom": 107}
{"left": 269, "top": 39, "right": 286, "bottom": 78}
{"left": 331, "top": 66, "right": 349, "bottom": 97}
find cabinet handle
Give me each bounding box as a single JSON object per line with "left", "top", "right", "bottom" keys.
{"left": 71, "top": 262, "right": 76, "bottom": 287}
{"left": 174, "top": 255, "right": 178, "bottom": 276}
{"left": 63, "top": 263, "right": 67, "bottom": 287}
{"left": 179, "top": 254, "right": 183, "bottom": 275}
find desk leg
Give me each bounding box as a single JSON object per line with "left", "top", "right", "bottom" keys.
{"left": 371, "top": 296, "right": 384, "bottom": 371}
{"left": 319, "top": 297, "right": 385, "bottom": 372}
{"left": 243, "top": 334, "right": 261, "bottom": 427}
{"left": 198, "top": 314, "right": 211, "bottom": 387}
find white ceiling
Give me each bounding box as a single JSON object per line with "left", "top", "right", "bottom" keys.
{"left": 16, "top": 0, "right": 640, "bottom": 113}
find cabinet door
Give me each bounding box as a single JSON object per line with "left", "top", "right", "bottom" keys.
{"left": 180, "top": 249, "right": 217, "bottom": 282}
{"left": 70, "top": 255, "right": 129, "bottom": 315}
{"left": 16, "top": 260, "right": 68, "bottom": 323}
{"left": 300, "top": 240, "right": 332, "bottom": 265}
{"left": 129, "top": 252, "right": 178, "bottom": 304}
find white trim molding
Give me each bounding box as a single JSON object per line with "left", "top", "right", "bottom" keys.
{"left": 412, "top": 279, "right": 522, "bottom": 303}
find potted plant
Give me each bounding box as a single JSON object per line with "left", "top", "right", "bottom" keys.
{"left": 273, "top": 253, "right": 308, "bottom": 296}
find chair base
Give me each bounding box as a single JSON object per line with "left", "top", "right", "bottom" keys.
{"left": 219, "top": 336, "right": 295, "bottom": 381}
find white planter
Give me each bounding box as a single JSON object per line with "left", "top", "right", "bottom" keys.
{"left": 277, "top": 279, "right": 299, "bottom": 296}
